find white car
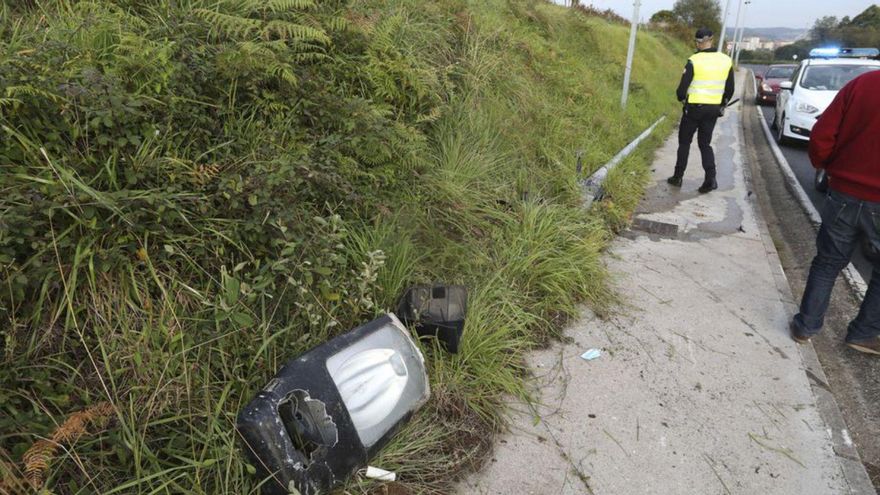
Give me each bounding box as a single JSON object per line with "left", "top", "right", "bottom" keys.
{"left": 773, "top": 49, "right": 880, "bottom": 145}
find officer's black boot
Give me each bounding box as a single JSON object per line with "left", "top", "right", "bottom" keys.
{"left": 698, "top": 169, "right": 717, "bottom": 194}
{"left": 667, "top": 165, "right": 685, "bottom": 187}
{"left": 698, "top": 179, "right": 717, "bottom": 194}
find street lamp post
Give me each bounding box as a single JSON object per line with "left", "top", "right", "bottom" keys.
{"left": 621, "top": 0, "right": 641, "bottom": 109}
{"left": 729, "top": 0, "right": 744, "bottom": 57}
{"left": 717, "top": 0, "right": 733, "bottom": 52}
{"left": 734, "top": 1, "right": 752, "bottom": 67}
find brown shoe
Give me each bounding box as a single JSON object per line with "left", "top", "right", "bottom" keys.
{"left": 846, "top": 337, "right": 880, "bottom": 355}
{"left": 790, "top": 320, "right": 811, "bottom": 344}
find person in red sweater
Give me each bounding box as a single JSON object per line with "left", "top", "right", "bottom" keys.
{"left": 791, "top": 69, "right": 880, "bottom": 355}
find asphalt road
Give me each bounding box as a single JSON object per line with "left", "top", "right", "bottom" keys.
{"left": 746, "top": 64, "right": 875, "bottom": 283}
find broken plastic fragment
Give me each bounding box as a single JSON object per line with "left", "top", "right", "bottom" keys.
{"left": 364, "top": 466, "right": 396, "bottom": 481}
{"left": 581, "top": 349, "right": 601, "bottom": 361}
{"left": 277, "top": 389, "right": 338, "bottom": 459}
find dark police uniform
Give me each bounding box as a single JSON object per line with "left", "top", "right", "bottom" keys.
{"left": 670, "top": 47, "right": 735, "bottom": 192}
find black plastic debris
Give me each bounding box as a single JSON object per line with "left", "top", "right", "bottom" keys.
{"left": 236, "top": 314, "right": 429, "bottom": 495}
{"left": 396, "top": 285, "right": 467, "bottom": 354}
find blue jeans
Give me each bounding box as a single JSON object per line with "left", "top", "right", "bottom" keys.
{"left": 793, "top": 189, "right": 880, "bottom": 342}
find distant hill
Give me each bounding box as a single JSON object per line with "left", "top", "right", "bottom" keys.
{"left": 725, "top": 27, "right": 808, "bottom": 41}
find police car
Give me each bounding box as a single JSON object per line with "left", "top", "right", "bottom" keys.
{"left": 772, "top": 48, "right": 880, "bottom": 146}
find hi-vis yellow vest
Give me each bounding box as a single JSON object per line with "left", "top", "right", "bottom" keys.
{"left": 687, "top": 52, "right": 733, "bottom": 104}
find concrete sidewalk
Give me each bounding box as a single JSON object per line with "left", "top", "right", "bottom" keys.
{"left": 457, "top": 75, "right": 875, "bottom": 494}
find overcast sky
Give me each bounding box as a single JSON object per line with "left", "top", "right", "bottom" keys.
{"left": 551, "top": 1, "right": 875, "bottom": 29}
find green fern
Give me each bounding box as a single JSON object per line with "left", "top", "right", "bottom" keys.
{"left": 363, "top": 12, "right": 448, "bottom": 113}
{"left": 5, "top": 85, "right": 59, "bottom": 102}
{"left": 216, "top": 41, "right": 300, "bottom": 86}
{"left": 292, "top": 51, "right": 330, "bottom": 63}
{"left": 194, "top": 0, "right": 331, "bottom": 43}
{"left": 265, "top": 0, "right": 318, "bottom": 12}
{"left": 192, "top": 0, "right": 343, "bottom": 89}
{"left": 262, "top": 19, "right": 329, "bottom": 43}
{"left": 193, "top": 9, "right": 263, "bottom": 39}
{"left": 0, "top": 97, "right": 21, "bottom": 109}
{"left": 270, "top": 64, "right": 298, "bottom": 85}
{"left": 71, "top": 1, "right": 149, "bottom": 30}
{"left": 324, "top": 16, "right": 349, "bottom": 32}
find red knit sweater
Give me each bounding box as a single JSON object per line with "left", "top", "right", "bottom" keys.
{"left": 809, "top": 69, "right": 880, "bottom": 202}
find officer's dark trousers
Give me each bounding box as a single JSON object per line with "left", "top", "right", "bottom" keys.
{"left": 674, "top": 103, "right": 721, "bottom": 180}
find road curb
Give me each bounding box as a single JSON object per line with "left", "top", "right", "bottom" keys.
{"left": 743, "top": 69, "right": 876, "bottom": 494}
{"left": 751, "top": 73, "right": 869, "bottom": 298}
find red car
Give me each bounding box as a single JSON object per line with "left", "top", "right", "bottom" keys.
{"left": 755, "top": 64, "right": 797, "bottom": 105}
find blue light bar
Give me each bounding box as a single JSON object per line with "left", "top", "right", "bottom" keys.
{"left": 839, "top": 48, "right": 880, "bottom": 58}
{"left": 810, "top": 47, "right": 880, "bottom": 59}
{"left": 809, "top": 47, "right": 840, "bottom": 58}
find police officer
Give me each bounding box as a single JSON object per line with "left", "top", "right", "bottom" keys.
{"left": 667, "top": 28, "right": 735, "bottom": 193}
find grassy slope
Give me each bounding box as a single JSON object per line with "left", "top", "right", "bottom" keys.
{"left": 0, "top": 1, "right": 688, "bottom": 493}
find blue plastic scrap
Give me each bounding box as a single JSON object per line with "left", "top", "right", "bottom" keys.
{"left": 580, "top": 349, "right": 601, "bottom": 361}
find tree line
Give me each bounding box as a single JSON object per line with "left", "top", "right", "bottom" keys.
{"left": 644, "top": 1, "right": 879, "bottom": 64}
{"left": 649, "top": 0, "right": 722, "bottom": 42}
{"left": 744, "top": 5, "right": 880, "bottom": 62}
